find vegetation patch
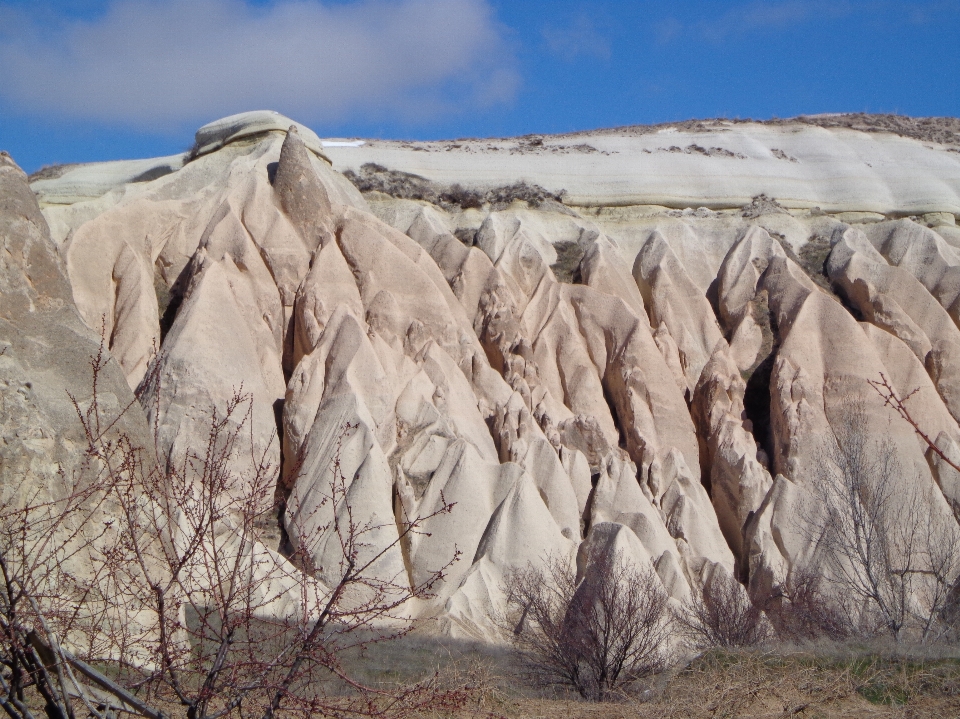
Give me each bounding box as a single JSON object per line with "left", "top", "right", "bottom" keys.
{"left": 587, "top": 113, "right": 960, "bottom": 148}
{"left": 770, "top": 232, "right": 838, "bottom": 295}
{"left": 453, "top": 227, "right": 478, "bottom": 246}
{"left": 343, "top": 162, "right": 436, "bottom": 201}
{"left": 344, "top": 162, "right": 566, "bottom": 212}
{"left": 797, "top": 233, "right": 834, "bottom": 285}
{"left": 27, "top": 162, "right": 87, "bottom": 182}
{"left": 550, "top": 241, "right": 584, "bottom": 283}
{"left": 742, "top": 193, "right": 789, "bottom": 219}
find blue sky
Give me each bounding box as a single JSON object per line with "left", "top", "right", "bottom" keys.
{"left": 1, "top": 0, "right": 958, "bottom": 173}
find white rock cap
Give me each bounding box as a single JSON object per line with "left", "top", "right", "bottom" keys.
{"left": 193, "top": 110, "right": 330, "bottom": 162}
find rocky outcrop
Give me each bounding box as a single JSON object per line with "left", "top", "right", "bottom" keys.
{"left": 0, "top": 151, "right": 157, "bottom": 651}
{"left": 1, "top": 150, "right": 151, "bottom": 486}
{"left": 11, "top": 111, "right": 960, "bottom": 641}
{"left": 319, "top": 119, "right": 960, "bottom": 213}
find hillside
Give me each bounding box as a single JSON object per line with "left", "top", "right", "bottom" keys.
{"left": 5, "top": 109, "right": 960, "bottom": 648}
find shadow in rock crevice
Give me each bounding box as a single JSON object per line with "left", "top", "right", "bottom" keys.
{"left": 741, "top": 288, "right": 779, "bottom": 469}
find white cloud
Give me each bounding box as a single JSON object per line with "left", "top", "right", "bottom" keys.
{"left": 654, "top": 17, "right": 683, "bottom": 45}
{"left": 698, "top": 1, "right": 850, "bottom": 42}
{"left": 0, "top": 0, "right": 518, "bottom": 130}
{"left": 541, "top": 15, "right": 610, "bottom": 61}
{"left": 653, "top": 1, "right": 859, "bottom": 44}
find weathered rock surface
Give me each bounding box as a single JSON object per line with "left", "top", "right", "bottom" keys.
{"left": 2, "top": 150, "right": 319, "bottom": 645}
{"left": 0, "top": 151, "right": 159, "bottom": 651}
{"left": 8, "top": 112, "right": 960, "bottom": 641}
{"left": 320, "top": 120, "right": 960, "bottom": 213}
{"left": 0, "top": 149, "right": 150, "bottom": 491}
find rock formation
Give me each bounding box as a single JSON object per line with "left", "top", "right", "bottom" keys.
{"left": 5, "top": 111, "right": 960, "bottom": 641}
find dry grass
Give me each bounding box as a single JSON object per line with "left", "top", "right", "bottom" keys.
{"left": 27, "top": 642, "right": 957, "bottom": 719}
{"left": 420, "top": 649, "right": 960, "bottom": 719}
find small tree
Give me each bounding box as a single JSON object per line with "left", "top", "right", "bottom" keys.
{"left": 1, "top": 341, "right": 468, "bottom": 719}
{"left": 504, "top": 550, "right": 671, "bottom": 701}
{"left": 805, "top": 396, "right": 960, "bottom": 642}
{"left": 870, "top": 374, "right": 960, "bottom": 642}
{"left": 675, "top": 570, "right": 771, "bottom": 650}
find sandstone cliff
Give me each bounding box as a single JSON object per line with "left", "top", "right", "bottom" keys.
{"left": 7, "top": 110, "right": 960, "bottom": 640}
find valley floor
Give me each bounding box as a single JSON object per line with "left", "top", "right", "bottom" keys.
{"left": 431, "top": 650, "right": 960, "bottom": 719}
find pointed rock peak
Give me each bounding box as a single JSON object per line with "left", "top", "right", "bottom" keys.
{"left": 0, "top": 150, "right": 59, "bottom": 275}
{"left": 1, "top": 158, "right": 47, "bottom": 242}
{"left": 274, "top": 124, "right": 334, "bottom": 250}
{"left": 0, "top": 150, "right": 25, "bottom": 176}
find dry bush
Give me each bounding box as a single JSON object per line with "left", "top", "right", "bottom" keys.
{"left": 806, "top": 397, "right": 960, "bottom": 642}
{"left": 764, "top": 569, "right": 850, "bottom": 642}
{"left": 675, "top": 570, "right": 772, "bottom": 650}
{"left": 503, "top": 550, "right": 671, "bottom": 701}
{"left": 343, "top": 163, "right": 565, "bottom": 212}
{"left": 1, "top": 339, "right": 470, "bottom": 719}
{"left": 782, "top": 112, "right": 960, "bottom": 147}
{"left": 870, "top": 373, "right": 960, "bottom": 642}
{"left": 438, "top": 184, "right": 484, "bottom": 210}
{"left": 343, "top": 163, "right": 438, "bottom": 202}
{"left": 482, "top": 182, "right": 564, "bottom": 209}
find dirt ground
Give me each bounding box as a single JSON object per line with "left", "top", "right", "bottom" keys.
{"left": 430, "top": 650, "right": 960, "bottom": 719}
{"left": 474, "top": 695, "right": 957, "bottom": 719}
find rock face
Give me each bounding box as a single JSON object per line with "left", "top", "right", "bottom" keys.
{"left": 319, "top": 119, "right": 960, "bottom": 213}
{"left": 1, "top": 149, "right": 151, "bottom": 490}
{"left": 0, "top": 151, "right": 156, "bottom": 650}
{"left": 8, "top": 112, "right": 960, "bottom": 640}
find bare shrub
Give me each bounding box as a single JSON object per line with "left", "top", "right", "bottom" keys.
{"left": 1, "top": 339, "right": 469, "bottom": 719}
{"left": 438, "top": 184, "right": 484, "bottom": 210}
{"left": 807, "top": 403, "right": 917, "bottom": 639}
{"left": 503, "top": 551, "right": 671, "bottom": 701}
{"left": 342, "top": 163, "right": 438, "bottom": 203}
{"left": 806, "top": 395, "right": 960, "bottom": 642}
{"left": 764, "top": 569, "right": 850, "bottom": 642}
{"left": 915, "top": 514, "right": 960, "bottom": 644}
{"left": 1, "top": 341, "right": 161, "bottom": 719}
{"left": 482, "top": 182, "right": 564, "bottom": 209}
{"left": 871, "top": 373, "right": 960, "bottom": 643}
{"left": 675, "top": 570, "right": 772, "bottom": 650}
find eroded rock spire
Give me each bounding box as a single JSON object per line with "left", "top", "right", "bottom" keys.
{"left": 273, "top": 125, "right": 335, "bottom": 251}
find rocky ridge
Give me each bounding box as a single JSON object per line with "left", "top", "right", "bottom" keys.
{"left": 6, "top": 110, "right": 960, "bottom": 641}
